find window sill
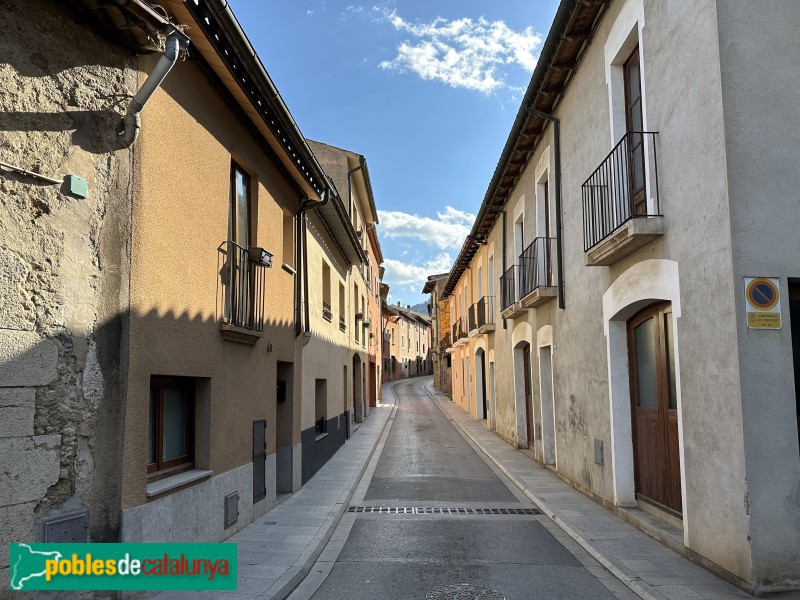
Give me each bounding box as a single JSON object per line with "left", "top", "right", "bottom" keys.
{"left": 220, "top": 322, "right": 263, "bottom": 345}
{"left": 146, "top": 469, "right": 213, "bottom": 498}
{"left": 315, "top": 432, "right": 329, "bottom": 442}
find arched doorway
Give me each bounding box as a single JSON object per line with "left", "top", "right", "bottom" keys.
{"left": 513, "top": 341, "right": 535, "bottom": 448}
{"left": 628, "top": 302, "right": 681, "bottom": 514}
{"left": 475, "top": 348, "right": 487, "bottom": 420}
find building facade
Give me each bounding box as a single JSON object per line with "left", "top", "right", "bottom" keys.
{"left": 439, "top": 0, "right": 800, "bottom": 594}
{"left": 423, "top": 273, "right": 452, "bottom": 395}
{"left": 0, "top": 0, "right": 386, "bottom": 563}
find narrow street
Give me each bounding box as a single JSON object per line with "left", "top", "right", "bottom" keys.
{"left": 303, "top": 378, "right": 634, "bottom": 600}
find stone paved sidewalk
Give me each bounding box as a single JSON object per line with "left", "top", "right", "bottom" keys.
{"left": 424, "top": 381, "right": 753, "bottom": 600}
{"left": 146, "top": 381, "right": 400, "bottom": 600}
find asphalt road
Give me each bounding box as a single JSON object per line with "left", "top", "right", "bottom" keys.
{"left": 309, "top": 378, "right": 626, "bottom": 600}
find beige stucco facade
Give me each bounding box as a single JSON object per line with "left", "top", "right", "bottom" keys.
{"left": 441, "top": 0, "right": 800, "bottom": 593}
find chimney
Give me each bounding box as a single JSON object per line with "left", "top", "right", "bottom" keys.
{"left": 407, "top": 304, "right": 410, "bottom": 309}
{"left": 397, "top": 301, "right": 400, "bottom": 306}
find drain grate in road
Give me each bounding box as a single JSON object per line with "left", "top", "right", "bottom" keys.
{"left": 347, "top": 506, "right": 540, "bottom": 515}
{"left": 426, "top": 583, "right": 504, "bottom": 599}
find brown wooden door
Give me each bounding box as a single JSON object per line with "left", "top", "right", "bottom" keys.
{"left": 790, "top": 281, "right": 800, "bottom": 453}
{"left": 523, "top": 345, "right": 535, "bottom": 446}
{"left": 624, "top": 46, "right": 646, "bottom": 216}
{"left": 628, "top": 302, "right": 681, "bottom": 514}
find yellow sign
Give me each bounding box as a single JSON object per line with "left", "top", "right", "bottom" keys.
{"left": 744, "top": 277, "right": 781, "bottom": 329}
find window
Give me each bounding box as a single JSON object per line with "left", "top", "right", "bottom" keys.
{"left": 322, "top": 261, "right": 332, "bottom": 321}
{"left": 230, "top": 162, "right": 250, "bottom": 247}
{"left": 339, "top": 282, "right": 346, "bottom": 331}
{"left": 148, "top": 378, "right": 194, "bottom": 479}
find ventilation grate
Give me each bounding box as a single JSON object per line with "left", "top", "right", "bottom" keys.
{"left": 42, "top": 510, "right": 88, "bottom": 543}
{"left": 347, "top": 506, "right": 540, "bottom": 515}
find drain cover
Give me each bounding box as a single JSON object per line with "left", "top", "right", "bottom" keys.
{"left": 426, "top": 583, "right": 504, "bottom": 600}
{"left": 347, "top": 506, "right": 540, "bottom": 515}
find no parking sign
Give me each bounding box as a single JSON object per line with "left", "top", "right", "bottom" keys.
{"left": 744, "top": 277, "right": 781, "bottom": 329}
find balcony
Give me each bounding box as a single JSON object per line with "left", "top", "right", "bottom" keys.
{"left": 582, "top": 131, "right": 663, "bottom": 266}
{"left": 322, "top": 301, "right": 332, "bottom": 322}
{"left": 500, "top": 265, "right": 525, "bottom": 319}
{"left": 468, "top": 296, "right": 495, "bottom": 336}
{"left": 518, "top": 238, "right": 557, "bottom": 308}
{"left": 452, "top": 318, "right": 468, "bottom": 347}
{"left": 440, "top": 331, "right": 451, "bottom": 351}
{"left": 217, "top": 240, "right": 269, "bottom": 344}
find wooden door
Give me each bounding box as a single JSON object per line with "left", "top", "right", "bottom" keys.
{"left": 624, "top": 46, "right": 646, "bottom": 216}
{"left": 628, "top": 302, "right": 681, "bottom": 514}
{"left": 523, "top": 345, "right": 535, "bottom": 446}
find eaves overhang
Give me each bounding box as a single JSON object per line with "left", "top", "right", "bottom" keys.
{"left": 173, "top": 0, "right": 332, "bottom": 201}
{"left": 441, "top": 0, "right": 609, "bottom": 300}
{"left": 314, "top": 184, "right": 367, "bottom": 266}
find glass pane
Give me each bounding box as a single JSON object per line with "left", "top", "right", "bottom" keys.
{"left": 162, "top": 387, "right": 187, "bottom": 461}
{"left": 148, "top": 391, "right": 155, "bottom": 465}
{"left": 665, "top": 313, "right": 677, "bottom": 410}
{"left": 630, "top": 100, "right": 643, "bottom": 132}
{"left": 632, "top": 144, "right": 645, "bottom": 191}
{"left": 234, "top": 168, "right": 249, "bottom": 245}
{"left": 635, "top": 317, "right": 659, "bottom": 408}
{"left": 627, "top": 55, "right": 640, "bottom": 102}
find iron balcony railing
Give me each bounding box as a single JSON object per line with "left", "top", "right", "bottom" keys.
{"left": 452, "top": 318, "right": 468, "bottom": 342}
{"left": 469, "top": 296, "right": 495, "bottom": 330}
{"left": 582, "top": 131, "right": 660, "bottom": 251}
{"left": 501, "top": 265, "right": 516, "bottom": 311}
{"left": 339, "top": 315, "right": 346, "bottom": 332}
{"left": 322, "top": 300, "right": 332, "bottom": 322}
{"left": 518, "top": 238, "right": 555, "bottom": 298}
{"left": 217, "top": 240, "right": 267, "bottom": 331}
{"left": 315, "top": 417, "right": 325, "bottom": 435}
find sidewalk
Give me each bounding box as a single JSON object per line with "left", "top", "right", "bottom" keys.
{"left": 424, "top": 381, "right": 753, "bottom": 600}
{"left": 150, "top": 382, "right": 398, "bottom": 600}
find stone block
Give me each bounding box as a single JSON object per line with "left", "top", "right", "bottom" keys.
{"left": 0, "top": 502, "right": 36, "bottom": 568}
{"left": 0, "top": 329, "right": 58, "bottom": 387}
{"left": 0, "top": 435, "right": 61, "bottom": 505}
{"left": 0, "top": 388, "right": 35, "bottom": 438}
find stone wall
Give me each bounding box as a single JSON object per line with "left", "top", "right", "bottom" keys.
{"left": 0, "top": 0, "right": 134, "bottom": 585}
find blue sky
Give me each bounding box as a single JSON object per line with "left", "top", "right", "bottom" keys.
{"left": 228, "top": 0, "right": 560, "bottom": 305}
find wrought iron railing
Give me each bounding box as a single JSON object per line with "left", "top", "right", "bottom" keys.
{"left": 452, "top": 318, "right": 467, "bottom": 342}
{"left": 217, "top": 240, "right": 267, "bottom": 331}
{"left": 469, "top": 296, "right": 495, "bottom": 330}
{"left": 582, "top": 131, "right": 660, "bottom": 251}
{"left": 518, "top": 238, "right": 555, "bottom": 298}
{"left": 501, "top": 266, "right": 516, "bottom": 311}
{"left": 322, "top": 300, "right": 332, "bottom": 322}
{"left": 315, "top": 417, "right": 325, "bottom": 435}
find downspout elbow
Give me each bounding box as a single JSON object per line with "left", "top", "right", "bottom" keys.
{"left": 123, "top": 29, "right": 189, "bottom": 146}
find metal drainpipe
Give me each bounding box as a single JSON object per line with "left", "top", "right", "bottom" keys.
{"left": 502, "top": 209, "right": 507, "bottom": 330}
{"left": 123, "top": 29, "right": 190, "bottom": 145}
{"left": 528, "top": 109, "right": 565, "bottom": 309}
{"left": 295, "top": 191, "right": 329, "bottom": 337}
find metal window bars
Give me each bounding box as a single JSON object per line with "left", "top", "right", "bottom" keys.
{"left": 217, "top": 240, "right": 266, "bottom": 331}
{"left": 518, "top": 238, "right": 555, "bottom": 299}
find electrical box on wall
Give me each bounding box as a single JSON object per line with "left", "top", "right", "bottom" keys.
{"left": 64, "top": 175, "right": 88, "bottom": 199}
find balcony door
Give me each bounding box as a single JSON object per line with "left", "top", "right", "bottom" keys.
{"left": 523, "top": 344, "right": 535, "bottom": 447}
{"left": 228, "top": 162, "right": 252, "bottom": 324}
{"left": 624, "top": 46, "right": 646, "bottom": 216}
{"left": 628, "top": 302, "right": 681, "bottom": 515}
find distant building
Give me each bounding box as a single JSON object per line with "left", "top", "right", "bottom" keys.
{"left": 423, "top": 273, "right": 452, "bottom": 395}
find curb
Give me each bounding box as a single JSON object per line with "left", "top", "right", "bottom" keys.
{"left": 267, "top": 380, "right": 404, "bottom": 600}
{"left": 422, "top": 381, "right": 667, "bottom": 600}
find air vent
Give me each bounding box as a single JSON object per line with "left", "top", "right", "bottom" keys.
{"left": 594, "top": 439, "right": 604, "bottom": 465}
{"left": 42, "top": 510, "right": 88, "bottom": 543}
{"left": 224, "top": 492, "right": 239, "bottom": 528}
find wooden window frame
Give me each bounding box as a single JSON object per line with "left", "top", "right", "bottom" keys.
{"left": 147, "top": 377, "right": 195, "bottom": 482}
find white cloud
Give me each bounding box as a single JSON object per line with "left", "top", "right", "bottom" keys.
{"left": 383, "top": 253, "right": 453, "bottom": 292}
{"left": 376, "top": 10, "right": 542, "bottom": 94}
{"left": 377, "top": 205, "right": 474, "bottom": 250}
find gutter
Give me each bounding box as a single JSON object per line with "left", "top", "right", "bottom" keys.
{"left": 122, "top": 28, "right": 190, "bottom": 145}
{"left": 202, "top": 0, "right": 329, "bottom": 198}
